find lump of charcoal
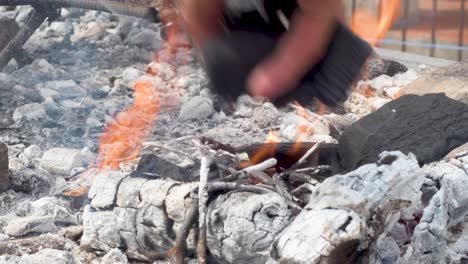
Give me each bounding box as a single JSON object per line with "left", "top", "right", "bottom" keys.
{"left": 0, "top": 18, "right": 19, "bottom": 50}
{"left": 0, "top": 142, "right": 9, "bottom": 193}
{"left": 367, "top": 58, "right": 408, "bottom": 80}
{"left": 133, "top": 154, "right": 219, "bottom": 182}
{"left": 339, "top": 93, "right": 468, "bottom": 171}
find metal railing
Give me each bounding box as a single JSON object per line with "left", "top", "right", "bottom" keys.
{"left": 350, "top": 0, "right": 467, "bottom": 61}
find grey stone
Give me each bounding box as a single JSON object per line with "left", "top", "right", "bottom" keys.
{"left": 13, "top": 103, "right": 47, "bottom": 122}
{"left": 3, "top": 216, "right": 57, "bottom": 236}
{"left": 178, "top": 96, "right": 215, "bottom": 121}
{"left": 35, "top": 80, "right": 86, "bottom": 99}
{"left": 0, "top": 73, "right": 16, "bottom": 91}
{"left": 127, "top": 28, "right": 159, "bottom": 48}
{"left": 14, "top": 248, "right": 81, "bottom": 264}
{"left": 0, "top": 233, "right": 9, "bottom": 242}
{"left": 22, "top": 145, "right": 42, "bottom": 160}
{"left": 39, "top": 148, "right": 82, "bottom": 175}
{"left": 121, "top": 67, "right": 142, "bottom": 87}
{"left": 88, "top": 172, "right": 128, "bottom": 209}
{"left": 115, "top": 177, "right": 148, "bottom": 208}
{"left": 12, "top": 59, "right": 64, "bottom": 87}
{"left": 9, "top": 167, "right": 53, "bottom": 195}
{"left": 207, "top": 192, "right": 292, "bottom": 264}
{"left": 22, "top": 197, "right": 77, "bottom": 225}
{"left": 100, "top": 248, "right": 128, "bottom": 264}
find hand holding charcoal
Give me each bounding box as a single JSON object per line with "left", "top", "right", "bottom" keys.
{"left": 178, "top": 0, "right": 344, "bottom": 100}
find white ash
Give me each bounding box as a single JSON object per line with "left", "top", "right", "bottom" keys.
{"left": 0, "top": 5, "right": 465, "bottom": 264}
{"left": 269, "top": 151, "right": 424, "bottom": 263}
{"left": 39, "top": 148, "right": 83, "bottom": 176}
{"left": 100, "top": 248, "right": 128, "bottom": 264}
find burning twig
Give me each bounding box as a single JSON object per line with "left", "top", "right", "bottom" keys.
{"left": 197, "top": 156, "right": 212, "bottom": 264}
{"left": 223, "top": 158, "right": 278, "bottom": 182}
{"left": 287, "top": 143, "right": 321, "bottom": 171}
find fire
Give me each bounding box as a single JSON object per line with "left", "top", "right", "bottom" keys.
{"left": 351, "top": 0, "right": 401, "bottom": 46}
{"left": 97, "top": 80, "right": 160, "bottom": 170}
{"left": 96, "top": 2, "right": 187, "bottom": 171}
{"left": 265, "top": 129, "right": 281, "bottom": 144}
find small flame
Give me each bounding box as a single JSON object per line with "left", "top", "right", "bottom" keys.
{"left": 96, "top": 3, "right": 187, "bottom": 171}
{"left": 351, "top": 0, "right": 401, "bottom": 46}
{"left": 97, "top": 80, "right": 160, "bottom": 170}
{"left": 240, "top": 130, "right": 281, "bottom": 168}
{"left": 265, "top": 129, "right": 281, "bottom": 144}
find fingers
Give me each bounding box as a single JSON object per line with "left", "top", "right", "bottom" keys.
{"left": 177, "top": 0, "right": 224, "bottom": 46}
{"left": 248, "top": 0, "right": 344, "bottom": 100}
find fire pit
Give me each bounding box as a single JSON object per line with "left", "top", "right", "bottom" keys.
{"left": 0, "top": 3, "right": 468, "bottom": 264}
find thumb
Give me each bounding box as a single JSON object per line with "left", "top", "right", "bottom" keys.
{"left": 248, "top": 1, "right": 340, "bottom": 100}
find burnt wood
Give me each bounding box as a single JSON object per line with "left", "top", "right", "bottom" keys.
{"left": 339, "top": 93, "right": 468, "bottom": 171}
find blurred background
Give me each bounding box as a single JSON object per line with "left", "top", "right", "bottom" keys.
{"left": 345, "top": 0, "right": 467, "bottom": 61}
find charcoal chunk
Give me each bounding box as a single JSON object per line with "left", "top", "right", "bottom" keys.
{"left": 133, "top": 154, "right": 197, "bottom": 181}
{"left": 0, "top": 142, "right": 9, "bottom": 193}
{"left": 339, "top": 94, "right": 468, "bottom": 171}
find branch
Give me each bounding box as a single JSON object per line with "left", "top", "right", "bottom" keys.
{"left": 197, "top": 156, "right": 211, "bottom": 264}
{"left": 287, "top": 143, "right": 321, "bottom": 171}
{"left": 170, "top": 191, "right": 199, "bottom": 264}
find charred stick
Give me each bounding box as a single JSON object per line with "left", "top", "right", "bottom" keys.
{"left": 222, "top": 158, "right": 277, "bottom": 182}
{"left": 0, "top": 7, "right": 59, "bottom": 71}
{"left": 272, "top": 174, "right": 303, "bottom": 210}
{"left": 208, "top": 182, "right": 273, "bottom": 194}
{"left": 170, "top": 191, "right": 199, "bottom": 264}
{"left": 249, "top": 170, "right": 274, "bottom": 185}
{"left": 197, "top": 156, "right": 211, "bottom": 264}
{"left": 292, "top": 165, "right": 332, "bottom": 174}
{"left": 0, "top": 0, "right": 160, "bottom": 22}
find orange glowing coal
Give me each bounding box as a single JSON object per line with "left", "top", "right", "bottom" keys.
{"left": 351, "top": 0, "right": 401, "bottom": 46}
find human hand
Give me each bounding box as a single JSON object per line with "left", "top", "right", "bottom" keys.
{"left": 178, "top": 0, "right": 344, "bottom": 101}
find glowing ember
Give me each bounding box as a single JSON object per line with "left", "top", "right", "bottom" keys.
{"left": 62, "top": 186, "right": 90, "bottom": 197}
{"left": 351, "top": 0, "right": 401, "bottom": 46}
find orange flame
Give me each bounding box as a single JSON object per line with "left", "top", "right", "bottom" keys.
{"left": 351, "top": 0, "right": 401, "bottom": 46}
{"left": 240, "top": 130, "right": 281, "bottom": 168}
{"left": 96, "top": 2, "right": 188, "bottom": 171}
{"left": 97, "top": 80, "right": 160, "bottom": 170}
